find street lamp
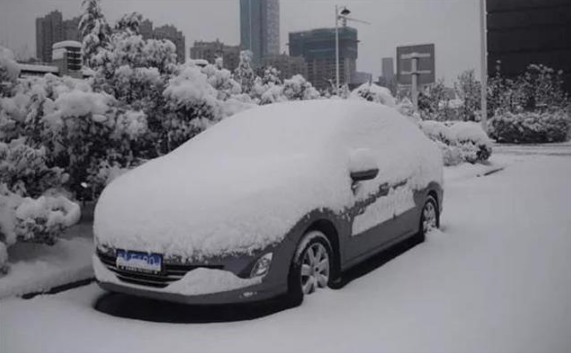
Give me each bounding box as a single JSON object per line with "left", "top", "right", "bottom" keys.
{"left": 479, "top": 0, "right": 488, "bottom": 130}
{"left": 335, "top": 5, "right": 369, "bottom": 96}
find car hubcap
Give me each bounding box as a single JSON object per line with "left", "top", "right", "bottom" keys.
{"left": 300, "top": 243, "right": 330, "bottom": 295}
{"left": 423, "top": 201, "right": 437, "bottom": 233}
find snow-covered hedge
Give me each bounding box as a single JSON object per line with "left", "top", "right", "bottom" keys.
{"left": 420, "top": 121, "right": 492, "bottom": 166}
{"left": 0, "top": 139, "right": 81, "bottom": 272}
{"left": 0, "top": 184, "right": 81, "bottom": 272}
{"left": 488, "top": 110, "right": 570, "bottom": 144}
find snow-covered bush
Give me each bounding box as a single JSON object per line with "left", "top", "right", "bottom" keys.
{"left": 257, "top": 74, "right": 320, "bottom": 105}
{"left": 85, "top": 159, "right": 134, "bottom": 198}
{"left": 0, "top": 46, "right": 20, "bottom": 96}
{"left": 14, "top": 193, "right": 80, "bottom": 245}
{"left": 350, "top": 83, "right": 396, "bottom": 107}
{"left": 201, "top": 62, "right": 242, "bottom": 100}
{"left": 282, "top": 75, "right": 320, "bottom": 101}
{"left": 488, "top": 110, "right": 570, "bottom": 143}
{"left": 0, "top": 72, "right": 150, "bottom": 200}
{"left": 420, "top": 121, "right": 492, "bottom": 166}
{"left": 0, "top": 138, "right": 68, "bottom": 197}
{"left": 0, "top": 183, "right": 80, "bottom": 273}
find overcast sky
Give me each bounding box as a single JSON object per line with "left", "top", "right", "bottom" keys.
{"left": 0, "top": 0, "right": 482, "bottom": 83}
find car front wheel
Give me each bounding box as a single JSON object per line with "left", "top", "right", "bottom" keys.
{"left": 287, "top": 230, "right": 332, "bottom": 305}
{"left": 417, "top": 195, "right": 439, "bottom": 242}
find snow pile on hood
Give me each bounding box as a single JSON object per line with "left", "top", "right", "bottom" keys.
{"left": 94, "top": 100, "right": 442, "bottom": 260}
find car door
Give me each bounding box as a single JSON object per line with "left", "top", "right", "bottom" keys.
{"left": 343, "top": 143, "right": 417, "bottom": 265}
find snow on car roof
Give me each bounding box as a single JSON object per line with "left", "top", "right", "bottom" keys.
{"left": 175, "top": 100, "right": 392, "bottom": 158}
{"left": 95, "top": 100, "right": 442, "bottom": 260}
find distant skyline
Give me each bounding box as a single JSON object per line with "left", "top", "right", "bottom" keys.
{"left": 0, "top": 0, "right": 482, "bottom": 84}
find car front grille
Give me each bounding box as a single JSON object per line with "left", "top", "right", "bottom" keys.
{"left": 97, "top": 250, "right": 223, "bottom": 288}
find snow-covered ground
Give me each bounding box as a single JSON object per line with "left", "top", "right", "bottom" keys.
{"left": 0, "top": 223, "right": 94, "bottom": 299}
{"left": 1, "top": 150, "right": 570, "bottom": 353}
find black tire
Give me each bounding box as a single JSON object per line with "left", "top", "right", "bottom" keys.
{"left": 287, "top": 230, "right": 333, "bottom": 306}
{"left": 415, "top": 195, "right": 439, "bottom": 243}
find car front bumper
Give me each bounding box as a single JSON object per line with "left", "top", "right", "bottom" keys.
{"left": 93, "top": 254, "right": 289, "bottom": 305}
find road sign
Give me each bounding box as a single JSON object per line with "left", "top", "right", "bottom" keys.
{"left": 396, "top": 44, "right": 435, "bottom": 86}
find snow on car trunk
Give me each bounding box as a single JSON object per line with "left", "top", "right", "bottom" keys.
{"left": 94, "top": 100, "right": 441, "bottom": 260}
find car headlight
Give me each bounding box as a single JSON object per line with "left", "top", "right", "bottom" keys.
{"left": 250, "top": 252, "right": 273, "bottom": 278}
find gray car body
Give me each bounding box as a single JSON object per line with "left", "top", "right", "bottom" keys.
{"left": 97, "top": 180, "right": 443, "bottom": 305}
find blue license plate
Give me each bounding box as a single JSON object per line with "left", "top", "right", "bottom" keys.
{"left": 116, "top": 250, "right": 162, "bottom": 274}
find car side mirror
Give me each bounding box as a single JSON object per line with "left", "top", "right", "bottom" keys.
{"left": 350, "top": 168, "right": 379, "bottom": 182}
{"left": 348, "top": 148, "right": 379, "bottom": 184}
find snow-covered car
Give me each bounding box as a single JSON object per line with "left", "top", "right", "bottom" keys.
{"left": 93, "top": 100, "right": 443, "bottom": 305}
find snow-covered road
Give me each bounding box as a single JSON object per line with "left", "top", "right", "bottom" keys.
{"left": 1, "top": 153, "right": 570, "bottom": 353}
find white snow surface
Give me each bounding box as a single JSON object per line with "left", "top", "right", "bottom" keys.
{"left": 2, "top": 152, "right": 570, "bottom": 353}
{"left": 94, "top": 100, "right": 442, "bottom": 260}
{"left": 0, "top": 234, "right": 93, "bottom": 299}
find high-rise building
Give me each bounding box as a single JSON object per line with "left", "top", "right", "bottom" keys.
{"left": 350, "top": 71, "right": 372, "bottom": 89}
{"left": 140, "top": 20, "right": 186, "bottom": 63}
{"left": 190, "top": 40, "right": 241, "bottom": 71}
{"left": 64, "top": 16, "right": 81, "bottom": 42}
{"left": 486, "top": 0, "right": 571, "bottom": 94}
{"left": 140, "top": 19, "right": 154, "bottom": 40}
{"left": 381, "top": 57, "right": 394, "bottom": 80}
{"left": 289, "top": 27, "right": 358, "bottom": 90}
{"left": 36, "top": 11, "right": 81, "bottom": 63}
{"left": 262, "top": 53, "right": 308, "bottom": 80}
{"left": 152, "top": 24, "right": 186, "bottom": 63}
{"left": 240, "top": 0, "right": 280, "bottom": 66}
{"left": 36, "top": 10, "right": 63, "bottom": 62}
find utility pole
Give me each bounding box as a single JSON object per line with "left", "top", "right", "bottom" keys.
{"left": 334, "top": 6, "right": 369, "bottom": 96}
{"left": 411, "top": 54, "right": 419, "bottom": 109}
{"left": 335, "top": 5, "right": 340, "bottom": 96}
{"left": 480, "top": 0, "right": 488, "bottom": 130}
{"left": 402, "top": 52, "right": 431, "bottom": 110}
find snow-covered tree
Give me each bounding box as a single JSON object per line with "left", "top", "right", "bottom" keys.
{"left": 162, "top": 65, "right": 218, "bottom": 152}
{"left": 233, "top": 51, "right": 256, "bottom": 95}
{"left": 455, "top": 70, "right": 481, "bottom": 121}
{"left": 519, "top": 64, "right": 568, "bottom": 112}
{"left": 79, "top": 0, "right": 111, "bottom": 68}
{"left": 115, "top": 12, "right": 142, "bottom": 35}
{"left": 0, "top": 46, "right": 20, "bottom": 96}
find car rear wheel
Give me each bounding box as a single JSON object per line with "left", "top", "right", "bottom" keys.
{"left": 287, "top": 231, "right": 332, "bottom": 305}
{"left": 416, "top": 195, "right": 439, "bottom": 242}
